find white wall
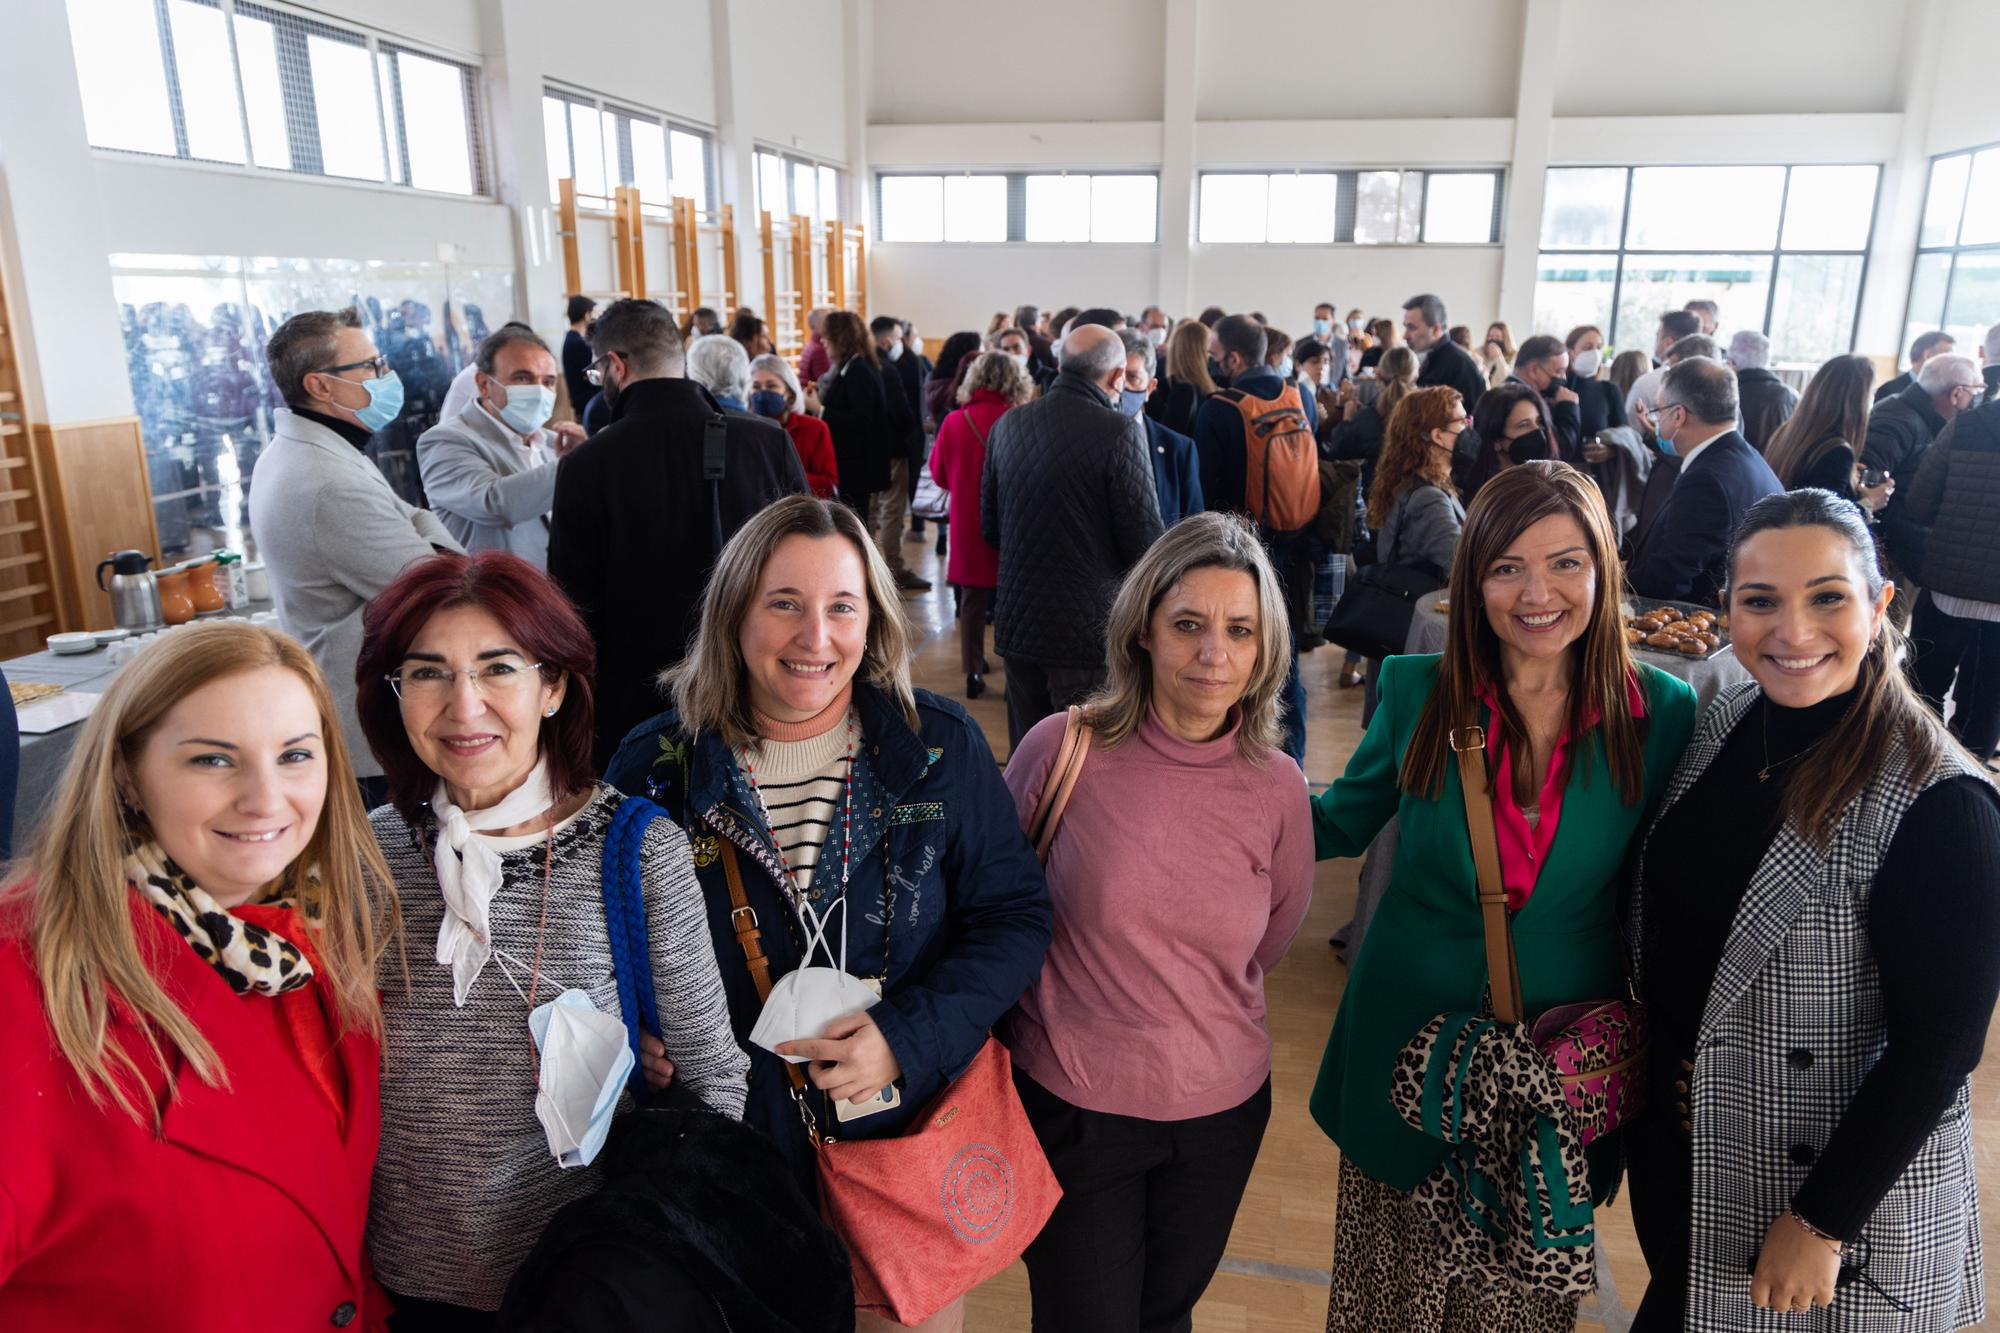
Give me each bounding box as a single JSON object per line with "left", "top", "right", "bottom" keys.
{"left": 869, "top": 0, "right": 1164, "bottom": 124}
{"left": 538, "top": 0, "right": 717, "bottom": 127}
{"left": 868, "top": 243, "right": 1159, "bottom": 336}
{"left": 1188, "top": 246, "right": 1505, "bottom": 339}
{"left": 94, "top": 159, "right": 516, "bottom": 267}
{"left": 744, "top": 0, "right": 849, "bottom": 162}
{"left": 1924, "top": 0, "right": 2000, "bottom": 154}
{"left": 313, "top": 0, "right": 483, "bottom": 56}
{"left": 1195, "top": 1, "right": 1523, "bottom": 120}
{"left": 1551, "top": 0, "right": 1908, "bottom": 117}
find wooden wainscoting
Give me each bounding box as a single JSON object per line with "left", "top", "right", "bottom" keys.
{"left": 31, "top": 416, "right": 159, "bottom": 633}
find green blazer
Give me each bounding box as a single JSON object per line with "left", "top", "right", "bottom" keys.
{"left": 1310, "top": 653, "right": 1696, "bottom": 1191}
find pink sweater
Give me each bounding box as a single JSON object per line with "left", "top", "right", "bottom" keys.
{"left": 1002, "top": 706, "right": 1315, "bottom": 1121}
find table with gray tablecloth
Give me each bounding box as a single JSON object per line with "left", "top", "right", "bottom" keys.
{"left": 5, "top": 605, "right": 275, "bottom": 839}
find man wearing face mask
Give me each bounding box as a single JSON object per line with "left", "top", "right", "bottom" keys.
{"left": 419, "top": 325, "right": 584, "bottom": 568}
{"left": 249, "top": 307, "right": 463, "bottom": 802}
{"left": 1310, "top": 302, "right": 1339, "bottom": 343}
{"left": 1118, "top": 327, "right": 1202, "bottom": 526}
{"left": 1139, "top": 306, "right": 1171, "bottom": 347}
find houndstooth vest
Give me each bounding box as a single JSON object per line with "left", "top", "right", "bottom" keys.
{"left": 1630, "top": 681, "right": 1988, "bottom": 1333}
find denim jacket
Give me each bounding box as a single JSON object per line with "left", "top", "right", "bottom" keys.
{"left": 605, "top": 682, "right": 1051, "bottom": 1195}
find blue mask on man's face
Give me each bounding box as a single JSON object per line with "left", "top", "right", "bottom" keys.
{"left": 352, "top": 370, "right": 405, "bottom": 432}
{"left": 1119, "top": 388, "right": 1148, "bottom": 418}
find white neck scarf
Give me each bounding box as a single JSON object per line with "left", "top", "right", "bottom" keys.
{"left": 431, "top": 758, "right": 555, "bottom": 1006}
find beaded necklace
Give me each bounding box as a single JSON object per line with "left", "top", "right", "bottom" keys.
{"left": 736, "top": 711, "right": 858, "bottom": 912}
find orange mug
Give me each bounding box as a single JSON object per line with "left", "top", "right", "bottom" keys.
{"left": 156, "top": 569, "right": 195, "bottom": 625}
{"left": 188, "top": 558, "right": 225, "bottom": 613}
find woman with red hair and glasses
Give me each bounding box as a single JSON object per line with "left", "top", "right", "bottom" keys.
{"left": 353, "top": 551, "right": 747, "bottom": 1326}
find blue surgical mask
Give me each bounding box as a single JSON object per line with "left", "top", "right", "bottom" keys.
{"left": 1119, "top": 388, "right": 1148, "bottom": 417}
{"left": 749, "top": 389, "right": 789, "bottom": 420}
{"left": 353, "top": 369, "right": 404, "bottom": 432}
{"left": 498, "top": 384, "right": 555, "bottom": 435}
{"left": 1278, "top": 356, "right": 1294, "bottom": 379}
{"left": 1312, "top": 318, "right": 1333, "bottom": 337}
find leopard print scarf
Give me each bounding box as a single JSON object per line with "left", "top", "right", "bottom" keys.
{"left": 126, "top": 841, "right": 315, "bottom": 997}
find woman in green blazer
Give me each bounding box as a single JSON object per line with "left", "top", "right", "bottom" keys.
{"left": 1312, "top": 462, "right": 1698, "bottom": 1331}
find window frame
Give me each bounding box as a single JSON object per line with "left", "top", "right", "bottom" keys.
{"left": 69, "top": 0, "right": 489, "bottom": 196}
{"left": 873, "top": 170, "right": 1162, "bottom": 245}
{"left": 1536, "top": 161, "right": 1883, "bottom": 359}
{"left": 543, "top": 84, "right": 716, "bottom": 215}
{"left": 753, "top": 147, "right": 845, "bottom": 223}
{"left": 1194, "top": 168, "right": 1505, "bottom": 246}
{"left": 1905, "top": 140, "right": 2000, "bottom": 353}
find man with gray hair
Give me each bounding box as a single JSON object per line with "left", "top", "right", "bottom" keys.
{"left": 1401, "top": 292, "right": 1488, "bottom": 409}
{"left": 1869, "top": 352, "right": 1987, "bottom": 582}
{"left": 1628, "top": 356, "right": 1780, "bottom": 604}
{"left": 249, "top": 306, "right": 463, "bottom": 801}
{"left": 1117, "top": 326, "right": 1202, "bottom": 526}
{"left": 1726, "top": 329, "right": 1798, "bottom": 453}
{"left": 417, "top": 323, "right": 584, "bottom": 567}
{"left": 548, "top": 298, "right": 807, "bottom": 764}
{"left": 982, "top": 322, "right": 1163, "bottom": 747}
{"left": 685, "top": 333, "right": 753, "bottom": 409}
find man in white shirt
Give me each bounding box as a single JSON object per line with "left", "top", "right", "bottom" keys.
{"left": 1625, "top": 308, "right": 1706, "bottom": 423}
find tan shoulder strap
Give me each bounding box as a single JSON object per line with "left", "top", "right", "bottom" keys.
{"left": 1452, "top": 721, "right": 1524, "bottom": 1025}
{"left": 1025, "top": 706, "right": 1093, "bottom": 865}
{"left": 720, "top": 841, "right": 808, "bottom": 1094}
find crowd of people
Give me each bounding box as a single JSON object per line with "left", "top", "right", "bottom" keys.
{"left": 2, "top": 279, "right": 1999, "bottom": 1333}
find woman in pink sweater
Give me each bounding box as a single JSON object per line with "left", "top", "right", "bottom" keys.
{"left": 1002, "top": 512, "right": 1314, "bottom": 1333}
{"left": 928, "top": 351, "right": 1033, "bottom": 700}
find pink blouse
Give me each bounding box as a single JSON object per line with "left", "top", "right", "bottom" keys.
{"left": 1476, "top": 673, "right": 1647, "bottom": 910}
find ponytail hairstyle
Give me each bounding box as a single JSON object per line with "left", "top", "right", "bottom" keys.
{"left": 1726, "top": 489, "right": 1990, "bottom": 846}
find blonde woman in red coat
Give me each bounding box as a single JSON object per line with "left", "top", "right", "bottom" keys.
{"left": 0, "top": 622, "right": 397, "bottom": 1332}
{"left": 929, "top": 350, "right": 1034, "bottom": 699}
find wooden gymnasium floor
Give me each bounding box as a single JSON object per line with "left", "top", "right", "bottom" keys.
{"left": 886, "top": 530, "right": 2000, "bottom": 1332}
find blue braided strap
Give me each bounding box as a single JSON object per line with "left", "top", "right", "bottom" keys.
{"left": 600, "top": 795, "right": 666, "bottom": 1090}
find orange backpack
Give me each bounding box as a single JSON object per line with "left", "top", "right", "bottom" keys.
{"left": 1217, "top": 383, "right": 1321, "bottom": 536}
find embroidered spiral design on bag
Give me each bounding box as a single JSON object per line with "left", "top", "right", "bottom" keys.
{"left": 940, "top": 1144, "right": 1014, "bottom": 1244}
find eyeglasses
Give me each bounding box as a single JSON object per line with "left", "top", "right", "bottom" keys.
{"left": 320, "top": 354, "right": 391, "bottom": 380}
{"left": 584, "top": 352, "right": 620, "bottom": 386}
{"left": 386, "top": 660, "right": 545, "bottom": 703}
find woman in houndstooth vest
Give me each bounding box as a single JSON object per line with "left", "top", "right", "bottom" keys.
{"left": 1627, "top": 488, "right": 2000, "bottom": 1331}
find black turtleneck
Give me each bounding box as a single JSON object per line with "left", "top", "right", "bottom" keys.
{"left": 292, "top": 407, "right": 375, "bottom": 453}
{"left": 1642, "top": 685, "right": 2000, "bottom": 1239}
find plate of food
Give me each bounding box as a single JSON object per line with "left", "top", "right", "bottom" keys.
{"left": 1623, "top": 599, "right": 1729, "bottom": 660}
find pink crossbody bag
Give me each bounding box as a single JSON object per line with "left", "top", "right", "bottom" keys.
{"left": 1452, "top": 720, "right": 1649, "bottom": 1145}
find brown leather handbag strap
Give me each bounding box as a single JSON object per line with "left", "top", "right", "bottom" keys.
{"left": 1025, "top": 706, "right": 1092, "bottom": 864}
{"left": 719, "top": 840, "right": 809, "bottom": 1095}
{"left": 1452, "top": 721, "right": 1524, "bottom": 1025}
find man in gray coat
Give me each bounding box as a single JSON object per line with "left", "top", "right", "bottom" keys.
{"left": 981, "top": 322, "right": 1163, "bottom": 749}
{"left": 249, "top": 308, "right": 461, "bottom": 800}
{"left": 417, "top": 324, "right": 583, "bottom": 566}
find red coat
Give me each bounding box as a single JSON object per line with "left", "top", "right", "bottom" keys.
{"left": 784, "top": 411, "right": 841, "bottom": 499}
{"left": 0, "top": 896, "right": 385, "bottom": 1332}
{"left": 927, "top": 389, "right": 1010, "bottom": 588}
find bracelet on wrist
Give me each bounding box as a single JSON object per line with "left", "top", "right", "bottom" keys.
{"left": 1788, "top": 1207, "right": 1846, "bottom": 1254}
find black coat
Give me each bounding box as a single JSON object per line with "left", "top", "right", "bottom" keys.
{"left": 981, "top": 372, "right": 1163, "bottom": 667}
{"left": 1145, "top": 377, "right": 1204, "bottom": 438}
{"left": 495, "top": 1092, "right": 854, "bottom": 1333}
{"left": 819, "top": 357, "right": 899, "bottom": 494}
{"left": 1735, "top": 367, "right": 1799, "bottom": 455}
{"left": 1417, "top": 337, "right": 1491, "bottom": 413}
{"left": 888, "top": 350, "right": 930, "bottom": 462}
{"left": 547, "top": 376, "right": 807, "bottom": 767}
{"left": 1906, "top": 402, "right": 2000, "bottom": 605}
{"left": 1627, "top": 432, "right": 1782, "bottom": 606}
{"left": 1567, "top": 371, "right": 1627, "bottom": 438}
{"left": 1874, "top": 370, "right": 1914, "bottom": 403}
{"left": 1864, "top": 381, "right": 1949, "bottom": 573}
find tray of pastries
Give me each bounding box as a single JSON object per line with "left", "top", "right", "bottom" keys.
{"left": 1623, "top": 598, "right": 1730, "bottom": 660}
{"left": 9, "top": 680, "right": 64, "bottom": 708}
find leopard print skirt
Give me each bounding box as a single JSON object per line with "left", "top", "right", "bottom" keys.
{"left": 1325, "top": 1157, "right": 1579, "bottom": 1333}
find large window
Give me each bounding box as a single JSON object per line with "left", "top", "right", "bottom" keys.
{"left": 1197, "top": 170, "right": 1503, "bottom": 245}
{"left": 66, "top": 0, "right": 485, "bottom": 194}
{"left": 754, "top": 150, "right": 844, "bottom": 224}
{"left": 1904, "top": 142, "right": 2000, "bottom": 361}
{"left": 1534, "top": 164, "right": 1880, "bottom": 364}
{"left": 875, "top": 172, "right": 1159, "bottom": 244}
{"left": 542, "top": 88, "right": 712, "bottom": 214}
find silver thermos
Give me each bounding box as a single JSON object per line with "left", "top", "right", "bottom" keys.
{"left": 96, "top": 549, "right": 164, "bottom": 630}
